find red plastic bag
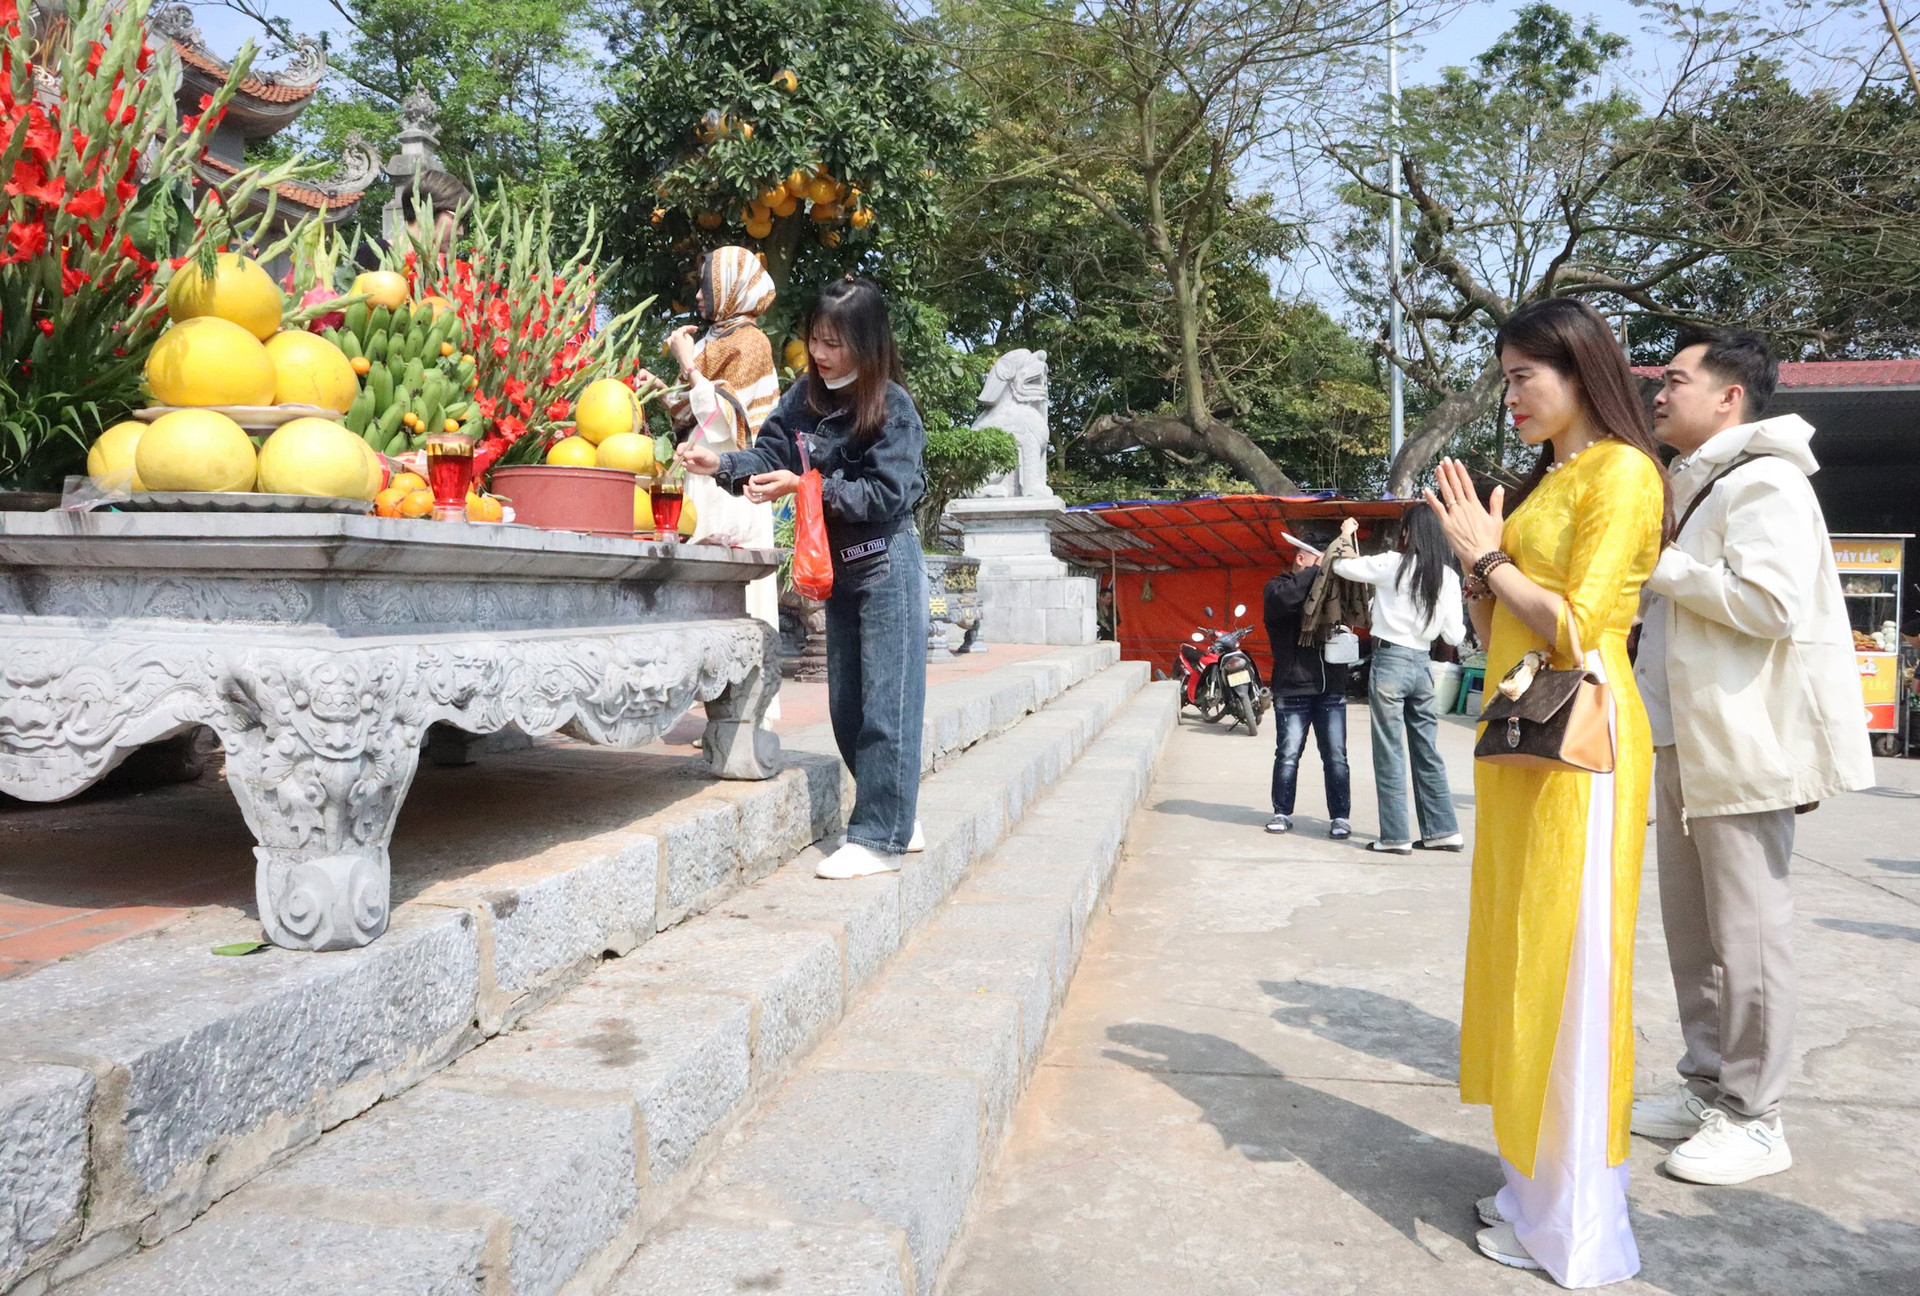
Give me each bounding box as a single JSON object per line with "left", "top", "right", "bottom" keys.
{"left": 790, "top": 439, "right": 833, "bottom": 602}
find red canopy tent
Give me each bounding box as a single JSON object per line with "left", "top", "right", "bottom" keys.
{"left": 1049, "top": 495, "right": 1415, "bottom": 679}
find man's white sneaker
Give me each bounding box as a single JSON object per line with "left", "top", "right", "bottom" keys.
{"left": 1664, "top": 1109, "right": 1792, "bottom": 1185}
{"left": 1631, "top": 1084, "right": 1714, "bottom": 1139}
{"left": 816, "top": 842, "right": 901, "bottom": 880}
{"left": 1475, "top": 1194, "right": 1509, "bottom": 1228}
{"left": 1476, "top": 1223, "right": 1540, "bottom": 1271}
{"left": 906, "top": 820, "right": 925, "bottom": 853}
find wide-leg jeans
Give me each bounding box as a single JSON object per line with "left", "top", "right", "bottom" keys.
{"left": 1367, "top": 640, "right": 1458, "bottom": 844}
{"left": 824, "top": 526, "right": 927, "bottom": 854}
{"left": 1271, "top": 690, "right": 1352, "bottom": 820}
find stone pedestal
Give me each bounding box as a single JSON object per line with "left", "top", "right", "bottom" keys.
{"left": 0, "top": 513, "right": 780, "bottom": 951}
{"left": 944, "top": 497, "right": 1096, "bottom": 646}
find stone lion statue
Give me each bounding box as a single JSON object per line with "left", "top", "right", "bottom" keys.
{"left": 972, "top": 348, "right": 1052, "bottom": 499}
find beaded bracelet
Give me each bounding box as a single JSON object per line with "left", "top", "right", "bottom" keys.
{"left": 1463, "top": 576, "right": 1493, "bottom": 603}
{"left": 1471, "top": 549, "right": 1515, "bottom": 584}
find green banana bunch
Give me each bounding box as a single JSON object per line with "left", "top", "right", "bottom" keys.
{"left": 323, "top": 299, "right": 478, "bottom": 455}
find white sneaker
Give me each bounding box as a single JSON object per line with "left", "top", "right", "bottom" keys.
{"left": 1476, "top": 1223, "right": 1540, "bottom": 1271}
{"left": 815, "top": 842, "right": 902, "bottom": 880}
{"left": 906, "top": 820, "right": 925, "bottom": 853}
{"left": 1475, "top": 1194, "right": 1508, "bottom": 1228}
{"left": 1415, "top": 832, "right": 1465, "bottom": 852}
{"left": 1365, "top": 840, "right": 1412, "bottom": 855}
{"left": 1631, "top": 1083, "right": 1714, "bottom": 1139}
{"left": 1664, "top": 1109, "right": 1792, "bottom": 1185}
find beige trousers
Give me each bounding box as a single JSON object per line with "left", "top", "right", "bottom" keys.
{"left": 1654, "top": 748, "right": 1798, "bottom": 1122}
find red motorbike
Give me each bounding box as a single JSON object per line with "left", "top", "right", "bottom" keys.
{"left": 1174, "top": 604, "right": 1268, "bottom": 735}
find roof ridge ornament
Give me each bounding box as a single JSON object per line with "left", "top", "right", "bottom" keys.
{"left": 149, "top": 3, "right": 207, "bottom": 50}
{"left": 259, "top": 35, "right": 327, "bottom": 90}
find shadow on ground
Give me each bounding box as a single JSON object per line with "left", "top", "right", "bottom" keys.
{"left": 1263, "top": 979, "right": 1461, "bottom": 1082}
{"left": 1813, "top": 918, "right": 1920, "bottom": 944}
{"left": 1867, "top": 857, "right": 1920, "bottom": 875}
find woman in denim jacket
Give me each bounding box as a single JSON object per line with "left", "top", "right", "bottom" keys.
{"left": 678, "top": 277, "right": 929, "bottom": 879}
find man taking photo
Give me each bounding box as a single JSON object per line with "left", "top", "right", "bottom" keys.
{"left": 1632, "top": 327, "right": 1874, "bottom": 1185}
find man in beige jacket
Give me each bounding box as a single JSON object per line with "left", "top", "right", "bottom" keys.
{"left": 1632, "top": 327, "right": 1875, "bottom": 1186}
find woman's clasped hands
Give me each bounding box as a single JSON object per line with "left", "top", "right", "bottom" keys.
{"left": 1423, "top": 457, "right": 1507, "bottom": 568}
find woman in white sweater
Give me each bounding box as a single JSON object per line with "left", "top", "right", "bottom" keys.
{"left": 1334, "top": 505, "right": 1466, "bottom": 854}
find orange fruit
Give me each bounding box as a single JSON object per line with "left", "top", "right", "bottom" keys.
{"left": 746, "top": 217, "right": 773, "bottom": 240}
{"left": 806, "top": 178, "right": 837, "bottom": 205}
{"left": 650, "top": 207, "right": 666, "bottom": 227}
{"left": 851, "top": 208, "right": 874, "bottom": 230}
{"left": 443, "top": 418, "right": 459, "bottom": 433}
{"left": 390, "top": 471, "right": 427, "bottom": 494}
{"left": 466, "top": 494, "right": 504, "bottom": 523}
{"left": 784, "top": 170, "right": 809, "bottom": 198}
{"left": 696, "top": 211, "right": 723, "bottom": 230}
{"left": 810, "top": 202, "right": 841, "bottom": 224}
{"left": 374, "top": 486, "right": 408, "bottom": 517}
{"left": 772, "top": 69, "right": 797, "bottom": 92}
{"left": 439, "top": 342, "right": 453, "bottom": 356}
{"left": 399, "top": 488, "right": 434, "bottom": 517}
{"left": 819, "top": 230, "right": 842, "bottom": 248}
{"left": 350, "top": 355, "right": 372, "bottom": 376}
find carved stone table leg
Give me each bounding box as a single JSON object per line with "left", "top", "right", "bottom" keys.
{"left": 218, "top": 649, "right": 423, "bottom": 951}
{"left": 703, "top": 623, "right": 781, "bottom": 780}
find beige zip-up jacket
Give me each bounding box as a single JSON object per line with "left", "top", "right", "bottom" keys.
{"left": 1636, "top": 414, "right": 1875, "bottom": 819}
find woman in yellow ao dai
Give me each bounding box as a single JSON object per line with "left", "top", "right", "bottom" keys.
{"left": 1426, "top": 298, "right": 1668, "bottom": 1289}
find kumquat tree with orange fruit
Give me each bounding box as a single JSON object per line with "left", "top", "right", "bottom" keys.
{"left": 587, "top": 0, "right": 979, "bottom": 331}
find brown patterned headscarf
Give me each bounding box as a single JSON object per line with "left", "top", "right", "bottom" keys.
{"left": 666, "top": 246, "right": 780, "bottom": 442}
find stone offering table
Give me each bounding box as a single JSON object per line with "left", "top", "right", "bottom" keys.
{"left": 0, "top": 513, "right": 781, "bottom": 952}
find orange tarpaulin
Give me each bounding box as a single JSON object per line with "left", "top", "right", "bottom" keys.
{"left": 1055, "top": 494, "right": 1415, "bottom": 678}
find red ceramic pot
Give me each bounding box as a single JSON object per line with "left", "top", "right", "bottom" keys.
{"left": 490, "top": 465, "right": 638, "bottom": 538}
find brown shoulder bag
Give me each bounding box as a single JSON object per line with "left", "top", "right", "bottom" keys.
{"left": 1474, "top": 601, "right": 1614, "bottom": 774}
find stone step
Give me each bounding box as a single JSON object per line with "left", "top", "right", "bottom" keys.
{"left": 43, "top": 660, "right": 1155, "bottom": 1296}
{"left": 0, "top": 644, "right": 1119, "bottom": 1296}
{"left": 604, "top": 682, "right": 1180, "bottom": 1296}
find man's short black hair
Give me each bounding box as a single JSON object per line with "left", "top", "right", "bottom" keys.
{"left": 1673, "top": 325, "right": 1777, "bottom": 418}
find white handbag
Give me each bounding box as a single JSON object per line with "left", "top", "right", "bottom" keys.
{"left": 1323, "top": 626, "right": 1360, "bottom": 665}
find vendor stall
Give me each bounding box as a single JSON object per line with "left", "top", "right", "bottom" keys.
{"left": 1833, "top": 533, "right": 1912, "bottom": 756}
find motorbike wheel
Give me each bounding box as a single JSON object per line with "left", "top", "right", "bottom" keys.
{"left": 1232, "top": 688, "right": 1260, "bottom": 736}
{"left": 1197, "top": 678, "right": 1228, "bottom": 723}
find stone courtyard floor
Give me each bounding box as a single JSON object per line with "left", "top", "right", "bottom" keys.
{"left": 946, "top": 705, "right": 1920, "bottom": 1295}
{"left": 0, "top": 644, "right": 1054, "bottom": 979}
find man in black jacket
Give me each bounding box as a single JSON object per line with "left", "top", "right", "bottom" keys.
{"left": 1263, "top": 547, "right": 1352, "bottom": 837}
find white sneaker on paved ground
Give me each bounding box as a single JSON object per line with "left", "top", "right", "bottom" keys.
{"left": 1365, "top": 840, "right": 1412, "bottom": 855}
{"left": 1664, "top": 1109, "right": 1792, "bottom": 1185}
{"left": 907, "top": 820, "right": 925, "bottom": 853}
{"left": 1631, "top": 1083, "right": 1714, "bottom": 1139}
{"left": 1476, "top": 1223, "right": 1540, "bottom": 1270}
{"left": 1329, "top": 818, "right": 1352, "bottom": 839}
{"left": 1476, "top": 1194, "right": 1508, "bottom": 1228}
{"left": 1266, "top": 814, "right": 1293, "bottom": 834}
{"left": 816, "top": 842, "right": 902, "bottom": 880}
{"left": 1415, "top": 832, "right": 1465, "bottom": 851}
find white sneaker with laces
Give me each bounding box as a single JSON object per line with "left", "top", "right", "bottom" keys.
{"left": 907, "top": 820, "right": 925, "bottom": 853}
{"left": 1631, "top": 1083, "right": 1714, "bottom": 1139}
{"left": 1476, "top": 1223, "right": 1540, "bottom": 1271}
{"left": 815, "top": 842, "right": 901, "bottom": 880}
{"left": 1475, "top": 1194, "right": 1508, "bottom": 1228}
{"left": 1664, "top": 1109, "right": 1792, "bottom": 1185}
{"left": 1365, "top": 840, "right": 1412, "bottom": 855}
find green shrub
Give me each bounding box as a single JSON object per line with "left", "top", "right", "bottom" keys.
{"left": 917, "top": 424, "right": 1017, "bottom": 547}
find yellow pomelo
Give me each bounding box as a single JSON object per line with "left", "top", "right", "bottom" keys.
{"left": 256, "top": 417, "right": 381, "bottom": 500}
{"left": 265, "top": 330, "right": 359, "bottom": 413}
{"left": 546, "top": 436, "right": 598, "bottom": 467}
{"left": 574, "top": 379, "right": 639, "bottom": 445}
{"left": 678, "top": 492, "right": 697, "bottom": 536}
{"left": 783, "top": 338, "right": 809, "bottom": 371}
{"left": 358, "top": 439, "right": 385, "bottom": 497}
{"left": 594, "top": 431, "right": 654, "bottom": 475}
{"left": 351, "top": 270, "right": 410, "bottom": 310}
{"left": 164, "top": 253, "right": 284, "bottom": 340}
{"left": 87, "top": 420, "right": 148, "bottom": 491}
{"left": 145, "top": 316, "right": 277, "bottom": 407}
{"left": 633, "top": 485, "right": 654, "bottom": 532}
{"left": 134, "top": 409, "right": 257, "bottom": 493}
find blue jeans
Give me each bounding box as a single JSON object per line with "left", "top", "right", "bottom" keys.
{"left": 1368, "top": 640, "right": 1459, "bottom": 844}
{"left": 824, "top": 527, "right": 927, "bottom": 853}
{"left": 1271, "top": 691, "right": 1351, "bottom": 819}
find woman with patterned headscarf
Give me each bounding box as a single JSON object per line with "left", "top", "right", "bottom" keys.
{"left": 663, "top": 247, "right": 783, "bottom": 667}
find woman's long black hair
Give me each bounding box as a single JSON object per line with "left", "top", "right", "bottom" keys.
{"left": 1395, "top": 501, "right": 1450, "bottom": 621}
{"left": 804, "top": 277, "right": 910, "bottom": 442}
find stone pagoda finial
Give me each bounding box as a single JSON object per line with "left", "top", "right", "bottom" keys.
{"left": 148, "top": 3, "right": 206, "bottom": 49}
{"left": 382, "top": 86, "right": 470, "bottom": 244}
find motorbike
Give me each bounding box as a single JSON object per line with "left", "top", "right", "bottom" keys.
{"left": 1174, "top": 604, "right": 1268, "bottom": 736}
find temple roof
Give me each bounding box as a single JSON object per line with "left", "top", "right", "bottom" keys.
{"left": 195, "top": 154, "right": 367, "bottom": 224}
{"left": 170, "top": 41, "right": 320, "bottom": 107}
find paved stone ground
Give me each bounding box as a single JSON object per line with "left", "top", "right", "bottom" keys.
{"left": 0, "top": 645, "right": 1051, "bottom": 978}
{"left": 946, "top": 705, "right": 1920, "bottom": 1295}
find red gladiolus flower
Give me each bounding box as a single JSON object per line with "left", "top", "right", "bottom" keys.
{"left": 0, "top": 0, "right": 19, "bottom": 27}
{"left": 65, "top": 188, "right": 104, "bottom": 220}
{"left": 60, "top": 248, "right": 90, "bottom": 295}
{"left": 71, "top": 127, "right": 89, "bottom": 155}
{"left": 492, "top": 337, "right": 510, "bottom": 359}
{"left": 496, "top": 415, "right": 526, "bottom": 441}
{"left": 137, "top": 43, "right": 152, "bottom": 72}
{"left": 546, "top": 399, "right": 570, "bottom": 421}
{"left": 36, "top": 317, "right": 53, "bottom": 335}
{"left": 120, "top": 104, "right": 136, "bottom": 126}
{"left": 115, "top": 179, "right": 136, "bottom": 205}
{"left": 179, "top": 114, "right": 199, "bottom": 133}
{"left": 23, "top": 109, "right": 57, "bottom": 162}
{"left": 7, "top": 219, "right": 47, "bottom": 261}
{"left": 198, "top": 94, "right": 214, "bottom": 112}
{"left": 7, "top": 159, "right": 63, "bottom": 206}
{"left": 85, "top": 41, "right": 104, "bottom": 74}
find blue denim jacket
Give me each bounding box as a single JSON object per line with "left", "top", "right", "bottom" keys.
{"left": 716, "top": 377, "right": 927, "bottom": 558}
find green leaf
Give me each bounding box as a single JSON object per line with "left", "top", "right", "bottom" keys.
{"left": 211, "top": 941, "right": 272, "bottom": 957}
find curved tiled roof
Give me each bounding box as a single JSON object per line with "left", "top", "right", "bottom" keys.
{"left": 1634, "top": 359, "right": 1920, "bottom": 389}
{"left": 195, "top": 155, "right": 364, "bottom": 214}
{"left": 172, "top": 40, "right": 319, "bottom": 106}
